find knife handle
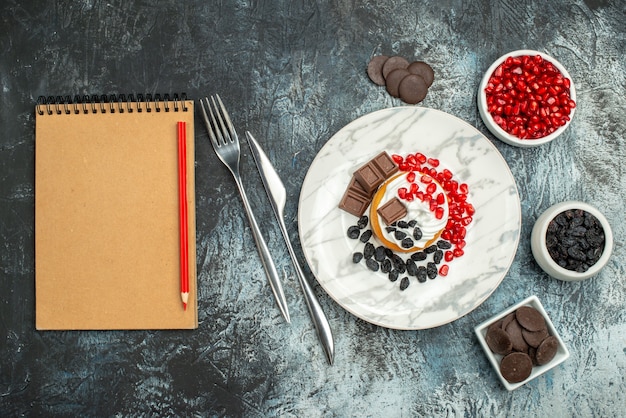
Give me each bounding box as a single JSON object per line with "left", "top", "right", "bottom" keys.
{"left": 278, "top": 217, "right": 335, "bottom": 365}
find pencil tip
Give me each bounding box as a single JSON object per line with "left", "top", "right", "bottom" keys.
{"left": 183, "top": 302, "right": 187, "bottom": 311}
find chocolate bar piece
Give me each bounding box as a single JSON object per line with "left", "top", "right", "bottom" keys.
{"left": 338, "top": 190, "right": 370, "bottom": 217}
{"left": 353, "top": 151, "right": 399, "bottom": 195}
{"left": 338, "top": 177, "right": 371, "bottom": 217}
{"left": 377, "top": 197, "right": 407, "bottom": 225}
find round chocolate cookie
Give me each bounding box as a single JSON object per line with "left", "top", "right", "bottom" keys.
{"left": 516, "top": 306, "right": 546, "bottom": 332}
{"left": 505, "top": 317, "right": 529, "bottom": 353}
{"left": 385, "top": 68, "right": 410, "bottom": 98}
{"left": 500, "top": 352, "right": 533, "bottom": 383}
{"left": 486, "top": 326, "right": 513, "bottom": 355}
{"left": 407, "top": 61, "right": 435, "bottom": 87}
{"left": 382, "top": 56, "right": 410, "bottom": 79}
{"left": 367, "top": 55, "right": 389, "bottom": 86}
{"left": 522, "top": 327, "right": 549, "bottom": 348}
{"left": 398, "top": 74, "right": 428, "bottom": 104}
{"left": 501, "top": 312, "right": 516, "bottom": 330}
{"left": 535, "top": 335, "right": 559, "bottom": 365}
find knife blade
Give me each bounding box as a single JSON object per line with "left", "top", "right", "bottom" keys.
{"left": 246, "top": 131, "right": 335, "bottom": 365}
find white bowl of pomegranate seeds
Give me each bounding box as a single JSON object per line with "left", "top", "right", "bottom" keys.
{"left": 531, "top": 201, "right": 613, "bottom": 281}
{"left": 478, "top": 50, "right": 577, "bottom": 147}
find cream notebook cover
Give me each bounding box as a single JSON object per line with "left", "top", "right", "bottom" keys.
{"left": 35, "top": 95, "right": 197, "bottom": 330}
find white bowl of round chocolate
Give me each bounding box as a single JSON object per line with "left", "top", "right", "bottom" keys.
{"left": 531, "top": 201, "right": 613, "bottom": 281}
{"left": 478, "top": 50, "right": 576, "bottom": 147}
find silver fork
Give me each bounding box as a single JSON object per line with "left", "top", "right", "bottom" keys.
{"left": 199, "top": 95, "right": 290, "bottom": 323}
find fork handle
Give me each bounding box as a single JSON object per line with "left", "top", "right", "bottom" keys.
{"left": 234, "top": 178, "right": 291, "bottom": 323}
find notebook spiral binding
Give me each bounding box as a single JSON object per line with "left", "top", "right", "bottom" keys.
{"left": 36, "top": 93, "right": 189, "bottom": 115}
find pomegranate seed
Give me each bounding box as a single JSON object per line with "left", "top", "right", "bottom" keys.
{"left": 392, "top": 154, "right": 404, "bottom": 164}
{"left": 398, "top": 187, "right": 407, "bottom": 199}
{"left": 453, "top": 248, "right": 464, "bottom": 258}
{"left": 421, "top": 175, "right": 432, "bottom": 184}
{"left": 406, "top": 171, "right": 416, "bottom": 182}
{"left": 410, "top": 182, "right": 418, "bottom": 194}
{"left": 427, "top": 157, "right": 440, "bottom": 167}
{"left": 415, "top": 153, "right": 427, "bottom": 164}
{"left": 435, "top": 207, "right": 444, "bottom": 219}
{"left": 439, "top": 265, "right": 449, "bottom": 276}
{"left": 426, "top": 183, "right": 437, "bottom": 194}
{"left": 444, "top": 251, "right": 454, "bottom": 262}
{"left": 429, "top": 200, "right": 438, "bottom": 212}
{"left": 436, "top": 193, "right": 445, "bottom": 205}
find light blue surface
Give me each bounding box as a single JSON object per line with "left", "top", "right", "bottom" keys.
{"left": 1, "top": 0, "right": 624, "bottom": 416}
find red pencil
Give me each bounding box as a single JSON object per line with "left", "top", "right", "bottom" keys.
{"left": 178, "top": 121, "right": 189, "bottom": 310}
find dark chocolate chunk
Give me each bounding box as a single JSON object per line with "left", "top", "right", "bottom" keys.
{"left": 381, "top": 55, "right": 410, "bottom": 79}
{"left": 367, "top": 55, "right": 389, "bottom": 86}
{"left": 353, "top": 164, "right": 386, "bottom": 195}
{"left": 407, "top": 61, "right": 435, "bottom": 87}
{"left": 398, "top": 74, "right": 429, "bottom": 104}
{"left": 500, "top": 352, "right": 533, "bottom": 383}
{"left": 385, "top": 68, "right": 410, "bottom": 98}
{"left": 377, "top": 197, "right": 408, "bottom": 226}
{"left": 535, "top": 336, "right": 558, "bottom": 365}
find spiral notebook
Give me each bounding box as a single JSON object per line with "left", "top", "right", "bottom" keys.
{"left": 35, "top": 94, "right": 198, "bottom": 330}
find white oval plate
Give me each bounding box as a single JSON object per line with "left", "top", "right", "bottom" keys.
{"left": 298, "top": 107, "right": 521, "bottom": 329}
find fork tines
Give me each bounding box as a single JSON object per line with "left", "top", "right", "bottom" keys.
{"left": 200, "top": 95, "right": 238, "bottom": 148}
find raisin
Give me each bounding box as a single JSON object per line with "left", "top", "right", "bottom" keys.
{"left": 408, "top": 220, "right": 417, "bottom": 227}
{"left": 388, "top": 270, "right": 399, "bottom": 282}
{"left": 398, "top": 220, "right": 409, "bottom": 229}
{"left": 416, "top": 266, "right": 427, "bottom": 283}
{"left": 347, "top": 225, "right": 360, "bottom": 239}
{"left": 406, "top": 259, "right": 418, "bottom": 276}
{"left": 426, "top": 262, "right": 438, "bottom": 279}
{"left": 413, "top": 227, "right": 423, "bottom": 240}
{"left": 424, "top": 245, "right": 437, "bottom": 254}
{"left": 401, "top": 238, "right": 414, "bottom": 248}
{"left": 374, "top": 246, "right": 387, "bottom": 262}
{"left": 384, "top": 248, "right": 394, "bottom": 258}
{"left": 352, "top": 252, "right": 363, "bottom": 263}
{"left": 394, "top": 230, "right": 407, "bottom": 240}
{"left": 433, "top": 250, "right": 443, "bottom": 264}
{"left": 381, "top": 259, "right": 392, "bottom": 273}
{"left": 363, "top": 242, "right": 375, "bottom": 259}
{"left": 385, "top": 226, "right": 396, "bottom": 233}
{"left": 437, "top": 240, "right": 451, "bottom": 249}
{"left": 400, "top": 277, "right": 410, "bottom": 290}
{"left": 357, "top": 215, "right": 369, "bottom": 229}
{"left": 411, "top": 251, "right": 427, "bottom": 262}
{"left": 366, "top": 258, "right": 379, "bottom": 272}
{"left": 360, "top": 229, "right": 373, "bottom": 243}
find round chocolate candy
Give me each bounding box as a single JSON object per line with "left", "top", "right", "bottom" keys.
{"left": 535, "top": 335, "right": 559, "bottom": 365}
{"left": 500, "top": 352, "right": 533, "bottom": 383}
{"left": 398, "top": 74, "right": 428, "bottom": 104}
{"left": 367, "top": 55, "right": 389, "bottom": 86}
{"left": 382, "top": 56, "right": 410, "bottom": 79}
{"left": 485, "top": 326, "right": 512, "bottom": 355}
{"left": 407, "top": 61, "right": 435, "bottom": 87}
{"left": 385, "top": 68, "right": 410, "bottom": 98}
{"left": 516, "top": 306, "right": 546, "bottom": 332}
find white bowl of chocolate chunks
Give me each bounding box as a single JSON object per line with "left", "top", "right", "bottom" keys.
{"left": 474, "top": 295, "right": 570, "bottom": 391}
{"left": 531, "top": 201, "right": 613, "bottom": 281}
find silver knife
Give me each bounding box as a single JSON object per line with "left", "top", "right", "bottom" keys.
{"left": 246, "top": 131, "right": 335, "bottom": 365}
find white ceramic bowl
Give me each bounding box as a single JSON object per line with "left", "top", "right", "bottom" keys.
{"left": 474, "top": 295, "right": 570, "bottom": 391}
{"left": 477, "top": 49, "right": 576, "bottom": 147}
{"left": 531, "top": 201, "right": 613, "bottom": 281}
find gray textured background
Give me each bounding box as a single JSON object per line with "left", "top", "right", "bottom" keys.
{"left": 1, "top": 0, "right": 624, "bottom": 416}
